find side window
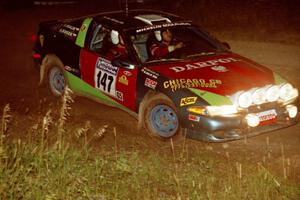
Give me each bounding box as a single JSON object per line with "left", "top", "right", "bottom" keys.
{"left": 131, "top": 32, "right": 151, "bottom": 63}
{"left": 89, "top": 24, "right": 111, "bottom": 54}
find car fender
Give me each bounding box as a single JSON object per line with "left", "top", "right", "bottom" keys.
{"left": 39, "top": 54, "right": 65, "bottom": 86}
{"left": 136, "top": 68, "right": 210, "bottom": 129}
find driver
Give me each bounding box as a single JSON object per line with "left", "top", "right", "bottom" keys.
{"left": 150, "top": 28, "right": 184, "bottom": 58}
{"left": 106, "top": 30, "right": 128, "bottom": 60}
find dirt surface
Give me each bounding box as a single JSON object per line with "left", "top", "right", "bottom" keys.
{"left": 0, "top": 3, "right": 300, "bottom": 183}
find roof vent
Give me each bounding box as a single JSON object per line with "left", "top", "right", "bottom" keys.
{"left": 134, "top": 14, "right": 171, "bottom": 25}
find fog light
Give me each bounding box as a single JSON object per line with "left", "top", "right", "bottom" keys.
{"left": 245, "top": 114, "right": 260, "bottom": 127}
{"left": 286, "top": 105, "right": 298, "bottom": 118}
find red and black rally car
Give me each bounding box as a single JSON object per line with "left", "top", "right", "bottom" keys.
{"left": 33, "top": 9, "right": 299, "bottom": 142}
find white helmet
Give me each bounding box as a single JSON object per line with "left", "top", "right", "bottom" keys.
{"left": 110, "top": 30, "right": 119, "bottom": 45}
{"left": 154, "top": 30, "right": 162, "bottom": 41}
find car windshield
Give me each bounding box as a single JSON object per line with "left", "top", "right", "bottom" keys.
{"left": 129, "top": 25, "right": 225, "bottom": 64}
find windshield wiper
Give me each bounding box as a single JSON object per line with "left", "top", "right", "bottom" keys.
{"left": 187, "top": 52, "right": 216, "bottom": 59}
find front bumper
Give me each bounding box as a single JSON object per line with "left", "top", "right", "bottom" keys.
{"left": 184, "top": 101, "right": 300, "bottom": 142}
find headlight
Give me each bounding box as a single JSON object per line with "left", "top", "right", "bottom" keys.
{"left": 252, "top": 88, "right": 266, "bottom": 105}
{"left": 266, "top": 85, "right": 280, "bottom": 102}
{"left": 238, "top": 92, "right": 252, "bottom": 108}
{"left": 187, "top": 105, "right": 238, "bottom": 116}
{"left": 206, "top": 105, "right": 238, "bottom": 116}
{"left": 279, "top": 83, "right": 298, "bottom": 102}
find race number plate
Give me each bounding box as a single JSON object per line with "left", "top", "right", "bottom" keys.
{"left": 256, "top": 109, "right": 277, "bottom": 125}
{"left": 94, "top": 57, "right": 118, "bottom": 97}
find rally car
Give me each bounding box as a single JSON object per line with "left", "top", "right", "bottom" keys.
{"left": 32, "top": 9, "right": 299, "bottom": 142}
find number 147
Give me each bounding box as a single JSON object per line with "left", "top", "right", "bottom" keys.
{"left": 96, "top": 71, "right": 113, "bottom": 93}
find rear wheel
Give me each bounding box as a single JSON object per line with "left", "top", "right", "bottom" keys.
{"left": 142, "top": 93, "right": 182, "bottom": 140}
{"left": 48, "top": 66, "right": 65, "bottom": 96}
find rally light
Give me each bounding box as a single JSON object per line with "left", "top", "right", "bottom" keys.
{"left": 266, "top": 85, "right": 280, "bottom": 102}
{"left": 245, "top": 114, "right": 260, "bottom": 127}
{"left": 252, "top": 88, "right": 266, "bottom": 105}
{"left": 238, "top": 91, "right": 252, "bottom": 108}
{"left": 286, "top": 105, "right": 298, "bottom": 118}
{"left": 279, "top": 83, "right": 298, "bottom": 102}
{"left": 187, "top": 105, "right": 238, "bottom": 116}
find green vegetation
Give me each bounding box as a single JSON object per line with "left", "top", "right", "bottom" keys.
{"left": 0, "top": 89, "right": 299, "bottom": 199}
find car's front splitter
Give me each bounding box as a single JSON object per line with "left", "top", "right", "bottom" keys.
{"left": 186, "top": 119, "right": 298, "bottom": 142}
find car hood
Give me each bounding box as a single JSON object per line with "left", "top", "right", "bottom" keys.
{"left": 148, "top": 53, "right": 276, "bottom": 96}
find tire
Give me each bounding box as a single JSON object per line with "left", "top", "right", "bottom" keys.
{"left": 39, "top": 54, "right": 66, "bottom": 96}
{"left": 48, "top": 65, "right": 65, "bottom": 96}
{"left": 142, "top": 93, "right": 182, "bottom": 140}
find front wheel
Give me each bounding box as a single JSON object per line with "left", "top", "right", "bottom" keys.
{"left": 142, "top": 93, "right": 182, "bottom": 140}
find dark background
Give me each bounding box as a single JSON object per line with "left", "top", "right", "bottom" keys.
{"left": 1, "top": 0, "right": 300, "bottom": 44}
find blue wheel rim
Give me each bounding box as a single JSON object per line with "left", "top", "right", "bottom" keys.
{"left": 50, "top": 67, "right": 65, "bottom": 95}
{"left": 149, "top": 104, "right": 179, "bottom": 138}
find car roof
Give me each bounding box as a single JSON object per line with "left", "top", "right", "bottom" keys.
{"left": 90, "top": 9, "right": 191, "bottom": 31}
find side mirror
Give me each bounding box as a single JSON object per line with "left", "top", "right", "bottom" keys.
{"left": 222, "top": 42, "right": 231, "bottom": 50}
{"left": 111, "top": 59, "right": 135, "bottom": 70}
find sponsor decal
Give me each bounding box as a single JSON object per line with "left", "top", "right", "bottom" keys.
{"left": 96, "top": 58, "right": 118, "bottom": 75}
{"left": 123, "top": 71, "right": 132, "bottom": 76}
{"left": 164, "top": 79, "right": 222, "bottom": 92}
{"left": 116, "top": 91, "right": 124, "bottom": 101}
{"left": 211, "top": 65, "right": 228, "bottom": 72}
{"left": 144, "top": 78, "right": 157, "bottom": 89}
{"left": 136, "top": 22, "right": 191, "bottom": 33}
{"left": 58, "top": 28, "right": 77, "bottom": 39}
{"left": 180, "top": 97, "right": 197, "bottom": 106}
{"left": 188, "top": 114, "right": 200, "bottom": 122}
{"left": 80, "top": 24, "right": 87, "bottom": 31}
{"left": 95, "top": 57, "right": 119, "bottom": 97}
{"left": 170, "top": 57, "right": 239, "bottom": 72}
{"left": 62, "top": 24, "right": 80, "bottom": 31}
{"left": 58, "top": 24, "right": 79, "bottom": 39}
{"left": 256, "top": 109, "right": 277, "bottom": 124}
{"left": 118, "top": 75, "right": 128, "bottom": 85}
{"left": 141, "top": 68, "right": 159, "bottom": 79}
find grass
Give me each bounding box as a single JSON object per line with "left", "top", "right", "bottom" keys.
{"left": 0, "top": 90, "right": 299, "bottom": 199}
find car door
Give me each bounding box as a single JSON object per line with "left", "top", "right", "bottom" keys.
{"left": 79, "top": 23, "right": 138, "bottom": 111}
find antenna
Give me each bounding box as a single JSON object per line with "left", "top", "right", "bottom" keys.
{"left": 125, "top": 0, "right": 129, "bottom": 16}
